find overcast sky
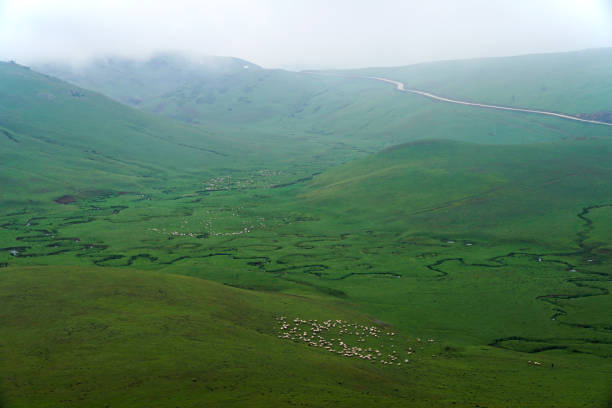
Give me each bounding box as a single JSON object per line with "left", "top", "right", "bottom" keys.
{"left": 1, "top": 0, "right": 611, "bottom": 69}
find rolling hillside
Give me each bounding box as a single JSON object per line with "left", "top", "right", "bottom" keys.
{"left": 0, "top": 61, "right": 239, "bottom": 203}
{"left": 2, "top": 51, "right": 612, "bottom": 407}
{"left": 35, "top": 51, "right": 612, "bottom": 154}
{"left": 0, "top": 265, "right": 420, "bottom": 407}
{"left": 35, "top": 54, "right": 334, "bottom": 125}
{"left": 0, "top": 61, "right": 351, "bottom": 207}
{"left": 303, "top": 138, "right": 612, "bottom": 242}
{"left": 1, "top": 265, "right": 608, "bottom": 407}
{"left": 347, "top": 48, "right": 612, "bottom": 116}
{"left": 36, "top": 54, "right": 260, "bottom": 108}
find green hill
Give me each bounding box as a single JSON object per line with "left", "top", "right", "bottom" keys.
{"left": 347, "top": 48, "right": 612, "bottom": 116}
{"left": 1, "top": 265, "right": 608, "bottom": 407}
{"left": 0, "top": 61, "right": 348, "bottom": 208}
{"left": 1, "top": 60, "right": 414, "bottom": 206}
{"left": 2, "top": 137, "right": 610, "bottom": 407}
{"left": 35, "top": 51, "right": 612, "bottom": 154}
{"left": 35, "top": 54, "right": 334, "bottom": 125}
{"left": 303, "top": 138, "right": 612, "bottom": 242}
{"left": 0, "top": 61, "right": 240, "bottom": 203}
{"left": 0, "top": 265, "right": 411, "bottom": 407}
{"left": 36, "top": 53, "right": 261, "bottom": 108}
{"left": 2, "top": 51, "right": 612, "bottom": 407}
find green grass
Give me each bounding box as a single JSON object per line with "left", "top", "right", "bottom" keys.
{"left": 0, "top": 265, "right": 406, "bottom": 407}
{"left": 1, "top": 266, "right": 609, "bottom": 407}
{"left": 2, "top": 51, "right": 612, "bottom": 406}
{"left": 0, "top": 62, "right": 232, "bottom": 200}
{"left": 2, "top": 138, "right": 612, "bottom": 406}
{"left": 0, "top": 61, "right": 367, "bottom": 205}
{"left": 303, "top": 138, "right": 612, "bottom": 241}
{"left": 36, "top": 51, "right": 612, "bottom": 152}
{"left": 348, "top": 48, "right": 612, "bottom": 115}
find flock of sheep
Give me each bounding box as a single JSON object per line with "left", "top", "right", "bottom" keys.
{"left": 276, "top": 316, "right": 436, "bottom": 367}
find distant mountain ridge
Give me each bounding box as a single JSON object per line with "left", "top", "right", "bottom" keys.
{"left": 35, "top": 48, "right": 612, "bottom": 128}
{"left": 35, "top": 52, "right": 338, "bottom": 125}
{"left": 0, "top": 60, "right": 239, "bottom": 202}
{"left": 341, "top": 47, "right": 612, "bottom": 116}
{"left": 4, "top": 48, "right": 611, "bottom": 202}
{"left": 35, "top": 53, "right": 261, "bottom": 107}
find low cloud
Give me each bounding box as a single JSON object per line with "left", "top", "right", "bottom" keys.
{"left": 1, "top": 0, "right": 611, "bottom": 69}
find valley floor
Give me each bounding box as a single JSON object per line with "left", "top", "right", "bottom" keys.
{"left": 2, "top": 147, "right": 611, "bottom": 406}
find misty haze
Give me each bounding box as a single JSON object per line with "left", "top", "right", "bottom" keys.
{"left": 1, "top": 1, "right": 611, "bottom": 407}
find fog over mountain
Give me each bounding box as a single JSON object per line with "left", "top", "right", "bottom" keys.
{"left": 1, "top": 0, "right": 611, "bottom": 69}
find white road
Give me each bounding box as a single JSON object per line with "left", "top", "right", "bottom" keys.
{"left": 367, "top": 76, "right": 612, "bottom": 127}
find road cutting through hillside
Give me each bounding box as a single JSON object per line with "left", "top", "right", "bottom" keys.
{"left": 366, "top": 76, "right": 612, "bottom": 127}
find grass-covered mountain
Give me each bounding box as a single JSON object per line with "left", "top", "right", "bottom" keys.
{"left": 36, "top": 51, "right": 612, "bottom": 152}
{"left": 0, "top": 61, "right": 356, "bottom": 206}
{"left": 349, "top": 48, "right": 612, "bottom": 116}
{"left": 0, "top": 61, "right": 241, "bottom": 203}
{"left": 2, "top": 50, "right": 612, "bottom": 407}
{"left": 37, "top": 53, "right": 260, "bottom": 107}
{"left": 304, "top": 138, "right": 612, "bottom": 243}
{"left": 35, "top": 54, "right": 334, "bottom": 125}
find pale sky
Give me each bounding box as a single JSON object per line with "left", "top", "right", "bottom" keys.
{"left": 1, "top": 0, "right": 611, "bottom": 69}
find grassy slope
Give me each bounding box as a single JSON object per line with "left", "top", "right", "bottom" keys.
{"left": 34, "top": 54, "right": 334, "bottom": 125}
{"left": 35, "top": 52, "right": 612, "bottom": 154}
{"left": 0, "top": 61, "right": 398, "bottom": 207}
{"left": 349, "top": 48, "right": 612, "bottom": 115}
{"left": 0, "top": 62, "right": 241, "bottom": 201}
{"left": 0, "top": 62, "right": 351, "bottom": 208}
{"left": 1, "top": 266, "right": 608, "bottom": 408}
{"left": 2, "top": 138, "right": 610, "bottom": 407}
{"left": 2, "top": 52, "right": 612, "bottom": 406}
{"left": 294, "top": 139, "right": 612, "bottom": 350}
{"left": 35, "top": 54, "right": 260, "bottom": 107}
{"left": 303, "top": 138, "right": 612, "bottom": 242}
{"left": 0, "top": 265, "right": 400, "bottom": 407}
